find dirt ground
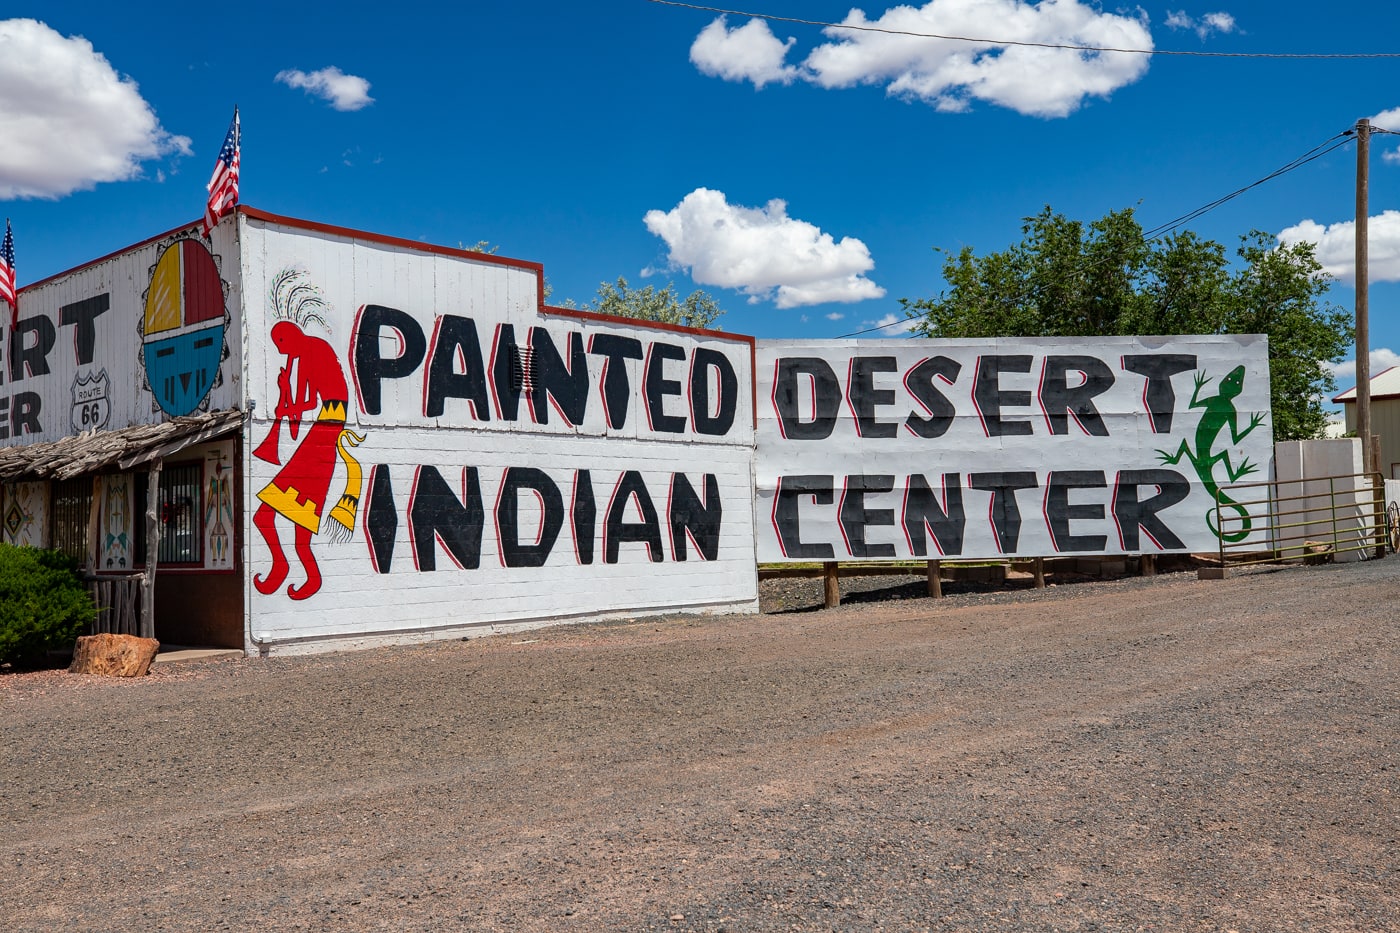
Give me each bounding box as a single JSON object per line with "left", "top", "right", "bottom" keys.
{"left": 2, "top": 561, "right": 1397, "bottom": 932}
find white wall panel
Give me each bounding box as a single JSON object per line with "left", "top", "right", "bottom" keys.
{"left": 246, "top": 429, "right": 755, "bottom": 644}
{"left": 238, "top": 219, "right": 751, "bottom": 445}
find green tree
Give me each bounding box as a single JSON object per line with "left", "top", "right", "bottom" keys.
{"left": 462, "top": 243, "right": 725, "bottom": 330}
{"left": 900, "top": 207, "right": 1352, "bottom": 440}
{"left": 585, "top": 276, "right": 724, "bottom": 330}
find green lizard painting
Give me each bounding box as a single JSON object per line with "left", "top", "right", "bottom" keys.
{"left": 1156, "top": 366, "right": 1266, "bottom": 543}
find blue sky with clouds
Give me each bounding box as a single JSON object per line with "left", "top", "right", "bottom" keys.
{"left": 4, "top": 1, "right": 1400, "bottom": 397}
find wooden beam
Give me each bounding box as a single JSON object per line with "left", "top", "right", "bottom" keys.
{"left": 140, "top": 459, "right": 162, "bottom": 640}
{"left": 822, "top": 561, "right": 840, "bottom": 609}
{"left": 84, "top": 475, "right": 102, "bottom": 574}
{"left": 926, "top": 559, "right": 942, "bottom": 598}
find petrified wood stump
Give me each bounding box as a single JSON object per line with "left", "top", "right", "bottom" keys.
{"left": 68, "top": 634, "right": 160, "bottom": 677}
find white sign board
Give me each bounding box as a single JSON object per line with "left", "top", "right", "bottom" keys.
{"left": 239, "top": 214, "right": 757, "bottom": 645}
{"left": 755, "top": 336, "right": 1272, "bottom": 561}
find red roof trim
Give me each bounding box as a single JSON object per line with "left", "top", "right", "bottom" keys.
{"left": 541, "top": 304, "right": 755, "bottom": 347}
{"left": 18, "top": 206, "right": 554, "bottom": 311}
{"left": 541, "top": 307, "right": 759, "bottom": 431}
{"left": 1333, "top": 365, "right": 1400, "bottom": 402}
{"left": 1336, "top": 394, "right": 1400, "bottom": 404}
{"left": 20, "top": 219, "right": 205, "bottom": 293}
{"left": 237, "top": 206, "right": 549, "bottom": 310}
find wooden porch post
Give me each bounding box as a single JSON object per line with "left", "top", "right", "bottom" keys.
{"left": 84, "top": 475, "right": 102, "bottom": 573}
{"left": 140, "top": 459, "right": 162, "bottom": 640}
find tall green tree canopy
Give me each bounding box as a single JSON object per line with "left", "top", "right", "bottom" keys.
{"left": 900, "top": 207, "right": 1351, "bottom": 441}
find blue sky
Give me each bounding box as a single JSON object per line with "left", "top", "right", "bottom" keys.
{"left": 4, "top": 1, "right": 1400, "bottom": 398}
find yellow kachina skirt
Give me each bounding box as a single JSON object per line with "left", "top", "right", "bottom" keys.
{"left": 256, "top": 401, "right": 348, "bottom": 535}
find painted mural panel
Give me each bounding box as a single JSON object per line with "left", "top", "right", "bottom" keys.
{"left": 204, "top": 441, "right": 236, "bottom": 569}
{"left": 0, "top": 223, "right": 241, "bottom": 447}
{"left": 2, "top": 481, "right": 47, "bottom": 547}
{"left": 99, "top": 474, "right": 132, "bottom": 569}
{"left": 239, "top": 216, "right": 757, "bottom": 646}
{"left": 755, "top": 336, "right": 1274, "bottom": 561}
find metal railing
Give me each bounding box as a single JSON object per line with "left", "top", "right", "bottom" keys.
{"left": 1213, "top": 471, "right": 1386, "bottom": 568}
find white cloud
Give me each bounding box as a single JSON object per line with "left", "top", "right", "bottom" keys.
{"left": 1203, "top": 13, "right": 1238, "bottom": 34}
{"left": 0, "top": 18, "right": 191, "bottom": 199}
{"left": 692, "top": 1, "right": 1153, "bottom": 118}
{"left": 1166, "top": 10, "right": 1238, "bottom": 40}
{"left": 643, "top": 188, "right": 885, "bottom": 309}
{"left": 826, "top": 312, "right": 845, "bottom": 321}
{"left": 1277, "top": 212, "right": 1400, "bottom": 285}
{"left": 865, "top": 313, "right": 919, "bottom": 334}
{"left": 1373, "top": 106, "right": 1400, "bottom": 132}
{"left": 275, "top": 66, "right": 374, "bottom": 111}
{"left": 1323, "top": 348, "right": 1400, "bottom": 385}
{"left": 690, "top": 16, "right": 798, "bottom": 88}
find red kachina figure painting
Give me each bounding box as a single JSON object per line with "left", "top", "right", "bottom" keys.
{"left": 252, "top": 270, "right": 366, "bottom": 600}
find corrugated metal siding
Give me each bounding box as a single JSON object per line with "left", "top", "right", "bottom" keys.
{"left": 5, "top": 225, "right": 241, "bottom": 447}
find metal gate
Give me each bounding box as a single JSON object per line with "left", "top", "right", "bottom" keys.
{"left": 1213, "top": 471, "right": 1387, "bottom": 567}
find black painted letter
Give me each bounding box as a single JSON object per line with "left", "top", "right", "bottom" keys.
{"left": 353, "top": 305, "right": 427, "bottom": 416}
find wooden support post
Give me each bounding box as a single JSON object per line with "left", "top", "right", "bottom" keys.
{"left": 1033, "top": 556, "right": 1045, "bottom": 589}
{"left": 1356, "top": 118, "right": 1373, "bottom": 475}
{"left": 926, "top": 559, "right": 942, "bottom": 598}
{"left": 140, "top": 459, "right": 162, "bottom": 641}
{"left": 822, "top": 561, "right": 840, "bottom": 609}
{"left": 84, "top": 476, "right": 102, "bottom": 575}
{"left": 1141, "top": 553, "right": 1156, "bottom": 577}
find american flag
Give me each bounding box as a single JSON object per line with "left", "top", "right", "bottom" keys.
{"left": 202, "top": 109, "right": 240, "bottom": 237}
{"left": 0, "top": 219, "right": 15, "bottom": 329}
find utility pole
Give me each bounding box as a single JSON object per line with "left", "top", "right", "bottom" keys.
{"left": 1356, "top": 118, "right": 1372, "bottom": 475}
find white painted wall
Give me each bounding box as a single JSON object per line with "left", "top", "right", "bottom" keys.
{"left": 238, "top": 214, "right": 757, "bottom": 652}
{"left": 1274, "top": 438, "right": 1374, "bottom": 562}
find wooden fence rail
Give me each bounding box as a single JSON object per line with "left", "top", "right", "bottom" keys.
{"left": 85, "top": 574, "right": 144, "bottom": 637}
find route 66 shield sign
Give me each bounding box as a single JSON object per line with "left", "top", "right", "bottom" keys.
{"left": 71, "top": 368, "right": 112, "bottom": 433}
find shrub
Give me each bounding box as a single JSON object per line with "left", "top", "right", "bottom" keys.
{"left": 0, "top": 544, "right": 98, "bottom": 666}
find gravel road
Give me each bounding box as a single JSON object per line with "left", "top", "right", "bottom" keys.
{"left": 3, "top": 561, "right": 1397, "bottom": 932}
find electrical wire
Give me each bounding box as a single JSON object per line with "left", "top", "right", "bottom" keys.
{"left": 647, "top": 0, "right": 1400, "bottom": 59}
{"left": 1142, "top": 132, "right": 1351, "bottom": 239}
{"left": 836, "top": 130, "right": 1357, "bottom": 338}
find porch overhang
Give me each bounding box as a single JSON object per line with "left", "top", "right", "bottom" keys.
{"left": 0, "top": 408, "right": 246, "bottom": 483}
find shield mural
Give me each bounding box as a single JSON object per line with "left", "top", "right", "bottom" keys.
{"left": 142, "top": 239, "right": 227, "bottom": 417}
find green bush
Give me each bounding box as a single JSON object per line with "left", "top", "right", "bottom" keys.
{"left": 0, "top": 544, "right": 97, "bottom": 666}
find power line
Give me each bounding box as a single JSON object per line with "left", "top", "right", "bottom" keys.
{"left": 1142, "top": 132, "right": 1351, "bottom": 239}
{"left": 837, "top": 130, "right": 1356, "bottom": 338}
{"left": 647, "top": 0, "right": 1400, "bottom": 59}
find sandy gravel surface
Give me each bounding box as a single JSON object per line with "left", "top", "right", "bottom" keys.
{"left": 3, "top": 561, "right": 1397, "bottom": 932}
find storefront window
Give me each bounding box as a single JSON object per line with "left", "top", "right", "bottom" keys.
{"left": 50, "top": 478, "right": 93, "bottom": 562}
{"left": 133, "top": 462, "right": 203, "bottom": 565}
